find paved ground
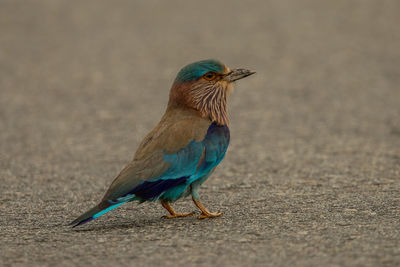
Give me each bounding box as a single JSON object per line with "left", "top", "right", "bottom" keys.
{"left": 1, "top": 1, "right": 399, "bottom": 266}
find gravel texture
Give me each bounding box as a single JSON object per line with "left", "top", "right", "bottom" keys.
{"left": 1, "top": 1, "right": 399, "bottom": 266}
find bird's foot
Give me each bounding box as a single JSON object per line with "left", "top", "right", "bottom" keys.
{"left": 192, "top": 197, "right": 223, "bottom": 219}
{"left": 163, "top": 211, "right": 195, "bottom": 219}
{"left": 197, "top": 211, "right": 223, "bottom": 219}
{"left": 161, "top": 202, "right": 195, "bottom": 219}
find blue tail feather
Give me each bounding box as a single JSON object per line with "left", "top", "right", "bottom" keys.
{"left": 70, "top": 201, "right": 126, "bottom": 227}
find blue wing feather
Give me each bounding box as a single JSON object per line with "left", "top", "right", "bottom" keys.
{"left": 160, "top": 140, "right": 204, "bottom": 180}
{"left": 116, "top": 122, "right": 229, "bottom": 202}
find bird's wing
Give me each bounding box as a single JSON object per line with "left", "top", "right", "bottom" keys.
{"left": 189, "top": 122, "right": 230, "bottom": 182}
{"left": 101, "top": 117, "right": 212, "bottom": 202}
{"left": 70, "top": 119, "right": 229, "bottom": 227}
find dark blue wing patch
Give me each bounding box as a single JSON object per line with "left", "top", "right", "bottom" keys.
{"left": 129, "top": 176, "right": 188, "bottom": 200}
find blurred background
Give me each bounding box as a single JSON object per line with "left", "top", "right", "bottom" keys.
{"left": 1, "top": 0, "right": 399, "bottom": 266}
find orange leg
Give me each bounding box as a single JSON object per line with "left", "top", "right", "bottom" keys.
{"left": 192, "top": 197, "right": 223, "bottom": 219}
{"left": 161, "top": 202, "right": 194, "bottom": 219}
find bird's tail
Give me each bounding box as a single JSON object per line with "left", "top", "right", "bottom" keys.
{"left": 69, "top": 201, "right": 126, "bottom": 227}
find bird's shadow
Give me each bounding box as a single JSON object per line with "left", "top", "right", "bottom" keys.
{"left": 65, "top": 214, "right": 200, "bottom": 233}
{"left": 67, "top": 217, "right": 160, "bottom": 232}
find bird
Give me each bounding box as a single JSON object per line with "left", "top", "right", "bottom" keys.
{"left": 70, "top": 59, "right": 255, "bottom": 227}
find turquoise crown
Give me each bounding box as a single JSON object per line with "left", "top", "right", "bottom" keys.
{"left": 175, "top": 59, "right": 225, "bottom": 82}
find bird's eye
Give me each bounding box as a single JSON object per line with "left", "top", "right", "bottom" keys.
{"left": 203, "top": 72, "right": 216, "bottom": 81}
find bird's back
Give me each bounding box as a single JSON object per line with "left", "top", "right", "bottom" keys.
{"left": 102, "top": 106, "right": 213, "bottom": 202}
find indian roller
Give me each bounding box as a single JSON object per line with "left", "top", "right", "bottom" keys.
{"left": 70, "top": 59, "right": 255, "bottom": 227}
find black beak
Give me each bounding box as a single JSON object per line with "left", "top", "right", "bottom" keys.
{"left": 224, "top": 68, "right": 256, "bottom": 82}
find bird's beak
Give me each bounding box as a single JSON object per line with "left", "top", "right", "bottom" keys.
{"left": 224, "top": 68, "right": 256, "bottom": 82}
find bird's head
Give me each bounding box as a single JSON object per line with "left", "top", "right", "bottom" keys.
{"left": 168, "top": 59, "right": 255, "bottom": 126}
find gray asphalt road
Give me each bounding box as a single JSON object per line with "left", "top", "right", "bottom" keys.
{"left": 1, "top": 1, "right": 399, "bottom": 266}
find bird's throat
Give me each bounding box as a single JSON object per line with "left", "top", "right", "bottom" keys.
{"left": 190, "top": 82, "right": 229, "bottom": 126}
{"left": 168, "top": 82, "right": 231, "bottom": 126}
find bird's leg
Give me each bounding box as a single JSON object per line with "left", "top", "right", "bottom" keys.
{"left": 192, "top": 197, "right": 223, "bottom": 219}
{"left": 161, "top": 201, "right": 194, "bottom": 219}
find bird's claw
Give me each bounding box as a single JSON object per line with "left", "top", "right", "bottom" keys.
{"left": 162, "top": 211, "right": 195, "bottom": 219}
{"left": 197, "top": 211, "right": 223, "bottom": 219}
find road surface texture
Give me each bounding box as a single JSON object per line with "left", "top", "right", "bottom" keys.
{"left": 1, "top": 1, "right": 399, "bottom": 266}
